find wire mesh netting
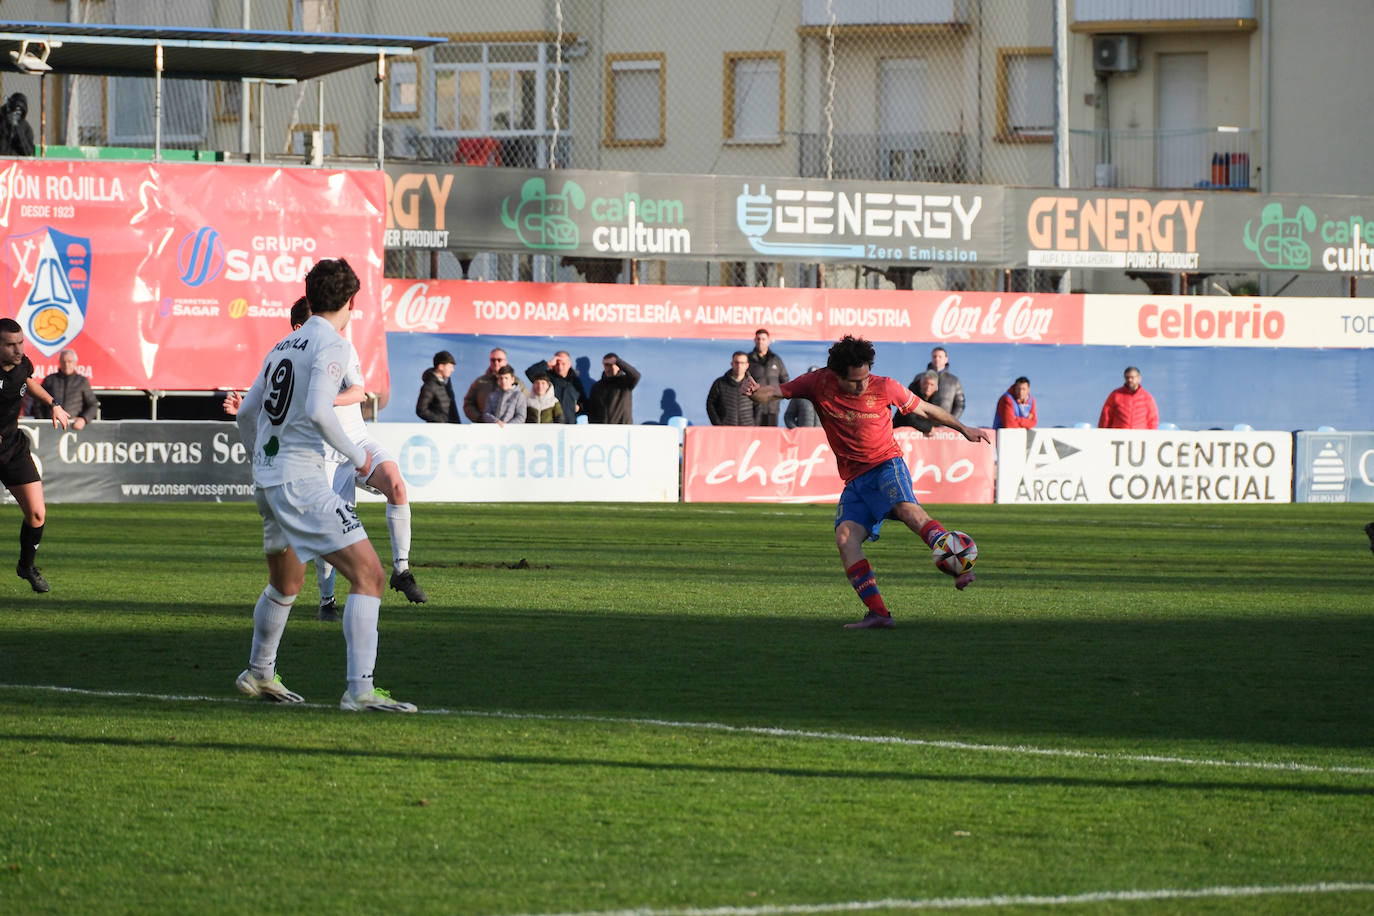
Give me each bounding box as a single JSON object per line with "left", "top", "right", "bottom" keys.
{"left": 0, "top": 1, "right": 1295, "bottom": 293}
{"left": 2, "top": 1, "right": 1061, "bottom": 180}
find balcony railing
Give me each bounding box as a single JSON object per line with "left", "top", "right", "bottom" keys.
{"left": 1074, "top": 0, "right": 1256, "bottom": 24}
{"left": 368, "top": 128, "right": 574, "bottom": 169}
{"left": 1069, "top": 126, "right": 1255, "bottom": 190}
{"left": 798, "top": 131, "right": 970, "bottom": 183}
{"left": 801, "top": 0, "right": 970, "bottom": 27}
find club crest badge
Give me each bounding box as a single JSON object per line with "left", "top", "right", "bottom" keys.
{"left": 8, "top": 227, "right": 91, "bottom": 356}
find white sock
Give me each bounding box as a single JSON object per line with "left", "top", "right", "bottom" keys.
{"left": 249, "top": 585, "right": 297, "bottom": 678}
{"left": 386, "top": 503, "right": 412, "bottom": 573}
{"left": 316, "top": 560, "right": 336, "bottom": 602}
{"left": 342, "top": 593, "right": 381, "bottom": 697}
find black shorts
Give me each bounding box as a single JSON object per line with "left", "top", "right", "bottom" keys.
{"left": 0, "top": 432, "right": 41, "bottom": 489}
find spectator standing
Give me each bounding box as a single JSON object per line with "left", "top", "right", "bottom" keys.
{"left": 1098, "top": 366, "right": 1159, "bottom": 429}
{"left": 894, "top": 370, "right": 941, "bottom": 435}
{"left": 527, "top": 350, "right": 586, "bottom": 423}
{"left": 784, "top": 367, "right": 823, "bottom": 428}
{"left": 35, "top": 349, "right": 99, "bottom": 430}
{"left": 918, "top": 346, "right": 964, "bottom": 420}
{"left": 993, "top": 376, "right": 1037, "bottom": 429}
{"left": 464, "top": 348, "right": 523, "bottom": 422}
{"left": 587, "top": 353, "right": 641, "bottom": 424}
{"left": 747, "top": 329, "right": 789, "bottom": 427}
{"left": 706, "top": 352, "right": 756, "bottom": 426}
{"left": 480, "top": 365, "right": 527, "bottom": 426}
{"left": 0, "top": 93, "right": 35, "bottom": 157}
{"left": 415, "top": 351, "right": 459, "bottom": 423}
{"left": 526, "top": 374, "right": 563, "bottom": 423}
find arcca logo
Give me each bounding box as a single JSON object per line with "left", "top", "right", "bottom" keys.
{"left": 501, "top": 177, "right": 584, "bottom": 250}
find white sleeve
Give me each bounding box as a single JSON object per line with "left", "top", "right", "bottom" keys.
{"left": 342, "top": 342, "right": 366, "bottom": 390}
{"left": 235, "top": 375, "right": 265, "bottom": 456}
{"left": 309, "top": 341, "right": 366, "bottom": 467}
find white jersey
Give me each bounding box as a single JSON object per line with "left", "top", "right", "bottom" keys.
{"left": 323, "top": 340, "right": 369, "bottom": 465}
{"left": 236, "top": 314, "right": 366, "bottom": 487}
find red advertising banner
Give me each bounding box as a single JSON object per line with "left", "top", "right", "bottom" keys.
{"left": 682, "top": 426, "right": 994, "bottom": 504}
{"left": 381, "top": 278, "right": 1085, "bottom": 345}
{"left": 1, "top": 160, "right": 387, "bottom": 396}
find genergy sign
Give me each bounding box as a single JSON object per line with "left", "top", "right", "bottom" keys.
{"left": 1082, "top": 295, "right": 1374, "bottom": 348}
{"left": 682, "top": 427, "right": 993, "bottom": 504}
{"left": 1024, "top": 194, "right": 1204, "bottom": 270}
{"left": 383, "top": 170, "right": 453, "bottom": 249}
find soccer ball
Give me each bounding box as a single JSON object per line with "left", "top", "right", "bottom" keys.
{"left": 931, "top": 530, "right": 978, "bottom": 577}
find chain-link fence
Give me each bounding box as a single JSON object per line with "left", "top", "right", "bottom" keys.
{"left": 13, "top": 2, "right": 1357, "bottom": 297}
{"left": 2, "top": 1, "right": 1054, "bottom": 180}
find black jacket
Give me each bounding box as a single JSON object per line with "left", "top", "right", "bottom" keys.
{"left": 706, "top": 373, "right": 755, "bottom": 426}
{"left": 415, "top": 368, "right": 459, "bottom": 423}
{"left": 587, "top": 358, "right": 641, "bottom": 424}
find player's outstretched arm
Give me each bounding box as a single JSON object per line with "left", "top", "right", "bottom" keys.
{"left": 743, "top": 377, "right": 783, "bottom": 404}
{"left": 910, "top": 399, "right": 990, "bottom": 443}
{"left": 334, "top": 384, "right": 367, "bottom": 407}
{"left": 26, "top": 378, "right": 71, "bottom": 430}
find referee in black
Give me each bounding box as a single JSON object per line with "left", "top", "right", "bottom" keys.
{"left": 0, "top": 318, "right": 70, "bottom": 592}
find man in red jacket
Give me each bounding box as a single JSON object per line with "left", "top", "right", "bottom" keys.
{"left": 994, "top": 376, "right": 1036, "bottom": 429}
{"left": 1098, "top": 366, "right": 1159, "bottom": 429}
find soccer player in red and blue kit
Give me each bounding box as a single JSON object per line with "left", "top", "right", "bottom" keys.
{"left": 745, "top": 335, "right": 990, "bottom": 629}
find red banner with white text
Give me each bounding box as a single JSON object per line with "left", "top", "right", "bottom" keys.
{"left": 380, "top": 277, "right": 1084, "bottom": 345}
{"left": 1, "top": 160, "right": 387, "bottom": 396}
{"left": 682, "top": 426, "right": 994, "bottom": 504}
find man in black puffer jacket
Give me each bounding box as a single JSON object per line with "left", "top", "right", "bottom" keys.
{"left": 415, "top": 351, "right": 459, "bottom": 422}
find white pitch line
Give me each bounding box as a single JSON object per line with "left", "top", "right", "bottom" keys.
{"left": 505, "top": 882, "right": 1374, "bottom": 916}
{"left": 3, "top": 683, "right": 1373, "bottom": 776}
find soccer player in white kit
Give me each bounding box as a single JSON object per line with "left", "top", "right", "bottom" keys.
{"left": 288, "top": 297, "right": 427, "bottom": 616}
{"left": 233, "top": 259, "right": 416, "bottom": 712}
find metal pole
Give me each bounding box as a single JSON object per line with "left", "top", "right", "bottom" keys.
{"left": 1052, "top": 0, "right": 1071, "bottom": 293}
{"left": 239, "top": 0, "right": 251, "bottom": 155}
{"left": 154, "top": 44, "right": 163, "bottom": 161}
{"left": 376, "top": 53, "right": 386, "bottom": 169}
{"left": 317, "top": 80, "right": 325, "bottom": 164}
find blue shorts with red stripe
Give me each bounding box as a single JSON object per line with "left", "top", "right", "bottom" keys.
{"left": 834, "top": 456, "right": 918, "bottom": 541}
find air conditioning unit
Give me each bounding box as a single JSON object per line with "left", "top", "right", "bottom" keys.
{"left": 1092, "top": 35, "right": 1139, "bottom": 73}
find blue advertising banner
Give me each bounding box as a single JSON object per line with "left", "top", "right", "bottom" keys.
{"left": 1294, "top": 431, "right": 1374, "bottom": 503}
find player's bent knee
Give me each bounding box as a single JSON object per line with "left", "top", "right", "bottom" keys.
{"left": 378, "top": 462, "right": 407, "bottom": 505}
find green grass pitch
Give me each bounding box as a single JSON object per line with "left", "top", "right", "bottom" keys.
{"left": 2, "top": 501, "right": 1373, "bottom": 915}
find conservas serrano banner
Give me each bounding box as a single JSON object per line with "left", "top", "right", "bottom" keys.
{"left": 382, "top": 278, "right": 1084, "bottom": 345}
{"left": 682, "top": 426, "right": 994, "bottom": 504}
{"left": 15, "top": 420, "right": 254, "bottom": 503}
{"left": 0, "top": 160, "right": 388, "bottom": 396}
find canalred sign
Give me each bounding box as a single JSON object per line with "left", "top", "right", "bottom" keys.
{"left": 380, "top": 278, "right": 1085, "bottom": 345}
{"left": 682, "top": 426, "right": 994, "bottom": 504}
{"left": 0, "top": 160, "right": 387, "bottom": 396}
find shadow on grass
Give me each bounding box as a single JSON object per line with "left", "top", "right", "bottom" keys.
{"left": 3, "top": 731, "right": 1371, "bottom": 797}
{"left": 4, "top": 601, "right": 1372, "bottom": 750}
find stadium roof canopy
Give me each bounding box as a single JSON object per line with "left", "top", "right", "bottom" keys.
{"left": 0, "top": 20, "right": 444, "bottom": 82}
